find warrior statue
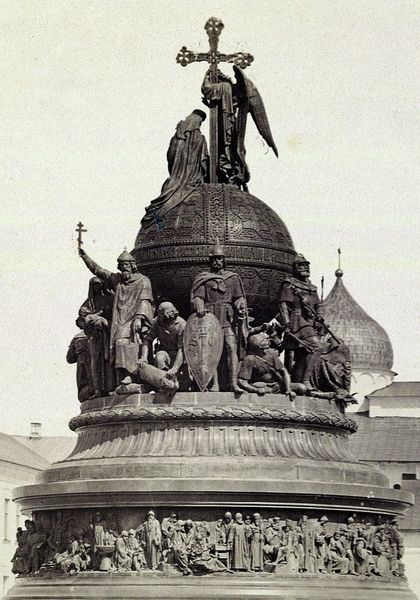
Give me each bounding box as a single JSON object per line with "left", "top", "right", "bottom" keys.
{"left": 141, "top": 110, "right": 209, "bottom": 227}
{"left": 79, "top": 247, "right": 154, "bottom": 387}
{"left": 277, "top": 254, "right": 323, "bottom": 388}
{"left": 190, "top": 240, "right": 248, "bottom": 391}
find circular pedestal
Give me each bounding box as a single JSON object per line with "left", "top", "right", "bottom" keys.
{"left": 10, "top": 392, "right": 415, "bottom": 600}
{"left": 14, "top": 393, "right": 411, "bottom": 517}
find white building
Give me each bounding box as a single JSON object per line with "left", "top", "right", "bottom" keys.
{"left": 0, "top": 425, "right": 75, "bottom": 597}
{"left": 0, "top": 430, "right": 49, "bottom": 596}
{"left": 324, "top": 269, "right": 420, "bottom": 597}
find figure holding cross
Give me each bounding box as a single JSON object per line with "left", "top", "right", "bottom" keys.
{"left": 177, "top": 17, "right": 278, "bottom": 189}
{"left": 141, "top": 18, "right": 278, "bottom": 227}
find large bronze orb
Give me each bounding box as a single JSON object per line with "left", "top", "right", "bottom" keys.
{"left": 133, "top": 183, "right": 295, "bottom": 322}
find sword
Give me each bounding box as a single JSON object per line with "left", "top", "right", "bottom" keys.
{"left": 272, "top": 316, "right": 315, "bottom": 354}
{"left": 289, "top": 286, "right": 341, "bottom": 345}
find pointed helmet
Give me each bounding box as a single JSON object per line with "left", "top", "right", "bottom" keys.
{"left": 117, "top": 248, "right": 136, "bottom": 263}
{"left": 209, "top": 238, "right": 225, "bottom": 257}
{"left": 292, "top": 253, "right": 310, "bottom": 268}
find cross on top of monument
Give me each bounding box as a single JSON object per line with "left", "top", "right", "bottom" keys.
{"left": 176, "top": 18, "right": 257, "bottom": 184}
{"left": 176, "top": 17, "right": 254, "bottom": 70}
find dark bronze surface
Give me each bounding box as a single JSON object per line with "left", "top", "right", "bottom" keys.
{"left": 133, "top": 183, "right": 295, "bottom": 324}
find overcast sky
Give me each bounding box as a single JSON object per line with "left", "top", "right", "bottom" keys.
{"left": 1, "top": 0, "right": 419, "bottom": 436}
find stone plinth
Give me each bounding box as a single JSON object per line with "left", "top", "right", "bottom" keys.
{"left": 14, "top": 393, "right": 410, "bottom": 517}
{"left": 9, "top": 392, "right": 415, "bottom": 600}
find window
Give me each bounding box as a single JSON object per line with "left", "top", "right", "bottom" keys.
{"left": 3, "top": 498, "right": 10, "bottom": 541}
{"left": 402, "top": 473, "right": 417, "bottom": 480}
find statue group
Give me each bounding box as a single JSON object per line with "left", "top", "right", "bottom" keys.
{"left": 12, "top": 512, "right": 404, "bottom": 578}
{"left": 68, "top": 17, "right": 353, "bottom": 403}
{"left": 68, "top": 241, "right": 353, "bottom": 403}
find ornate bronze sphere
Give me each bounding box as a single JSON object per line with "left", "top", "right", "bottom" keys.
{"left": 133, "top": 183, "right": 295, "bottom": 322}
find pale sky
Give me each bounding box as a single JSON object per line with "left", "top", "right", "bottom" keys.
{"left": 1, "top": 0, "right": 419, "bottom": 436}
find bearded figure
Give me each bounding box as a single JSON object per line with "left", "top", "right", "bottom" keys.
{"left": 191, "top": 240, "right": 248, "bottom": 391}
{"left": 79, "top": 247, "right": 154, "bottom": 386}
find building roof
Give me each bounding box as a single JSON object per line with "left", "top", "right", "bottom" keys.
{"left": 323, "top": 270, "right": 393, "bottom": 371}
{"left": 13, "top": 435, "right": 76, "bottom": 464}
{"left": 0, "top": 432, "right": 50, "bottom": 471}
{"left": 349, "top": 414, "right": 420, "bottom": 462}
{"left": 368, "top": 382, "right": 420, "bottom": 399}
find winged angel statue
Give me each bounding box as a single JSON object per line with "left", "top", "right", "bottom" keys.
{"left": 141, "top": 65, "right": 277, "bottom": 228}
{"left": 202, "top": 65, "right": 278, "bottom": 190}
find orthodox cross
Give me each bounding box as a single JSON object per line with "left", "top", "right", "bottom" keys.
{"left": 176, "top": 17, "right": 254, "bottom": 183}
{"left": 75, "top": 221, "right": 87, "bottom": 250}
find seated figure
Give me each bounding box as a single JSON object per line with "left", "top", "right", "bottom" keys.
{"left": 140, "top": 302, "right": 188, "bottom": 390}
{"left": 309, "top": 336, "right": 354, "bottom": 402}
{"left": 238, "top": 332, "right": 295, "bottom": 398}
{"left": 126, "top": 529, "right": 146, "bottom": 571}
{"left": 189, "top": 534, "right": 228, "bottom": 574}
{"left": 115, "top": 531, "right": 132, "bottom": 572}
{"left": 56, "top": 533, "right": 90, "bottom": 574}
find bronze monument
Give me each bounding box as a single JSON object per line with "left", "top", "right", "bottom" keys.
{"left": 8, "top": 16, "right": 416, "bottom": 600}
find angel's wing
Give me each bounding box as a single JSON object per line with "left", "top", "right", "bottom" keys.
{"left": 234, "top": 66, "right": 278, "bottom": 157}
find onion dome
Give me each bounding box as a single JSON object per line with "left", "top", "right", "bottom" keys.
{"left": 323, "top": 267, "right": 393, "bottom": 371}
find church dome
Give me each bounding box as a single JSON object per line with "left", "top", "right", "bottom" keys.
{"left": 133, "top": 183, "right": 295, "bottom": 322}
{"left": 323, "top": 269, "right": 393, "bottom": 371}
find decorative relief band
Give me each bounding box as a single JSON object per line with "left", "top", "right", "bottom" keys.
{"left": 69, "top": 405, "right": 357, "bottom": 433}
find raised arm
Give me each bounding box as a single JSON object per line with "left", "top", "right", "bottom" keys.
{"left": 79, "top": 247, "right": 113, "bottom": 284}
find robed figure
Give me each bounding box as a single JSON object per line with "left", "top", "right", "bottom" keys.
{"left": 79, "top": 277, "right": 115, "bottom": 396}
{"left": 297, "top": 515, "right": 316, "bottom": 573}
{"left": 141, "top": 110, "right": 209, "bottom": 227}
{"left": 249, "top": 513, "right": 265, "bottom": 571}
{"left": 201, "top": 66, "right": 278, "bottom": 189}
{"left": 227, "top": 513, "right": 251, "bottom": 571}
{"left": 139, "top": 511, "right": 162, "bottom": 571}
{"left": 66, "top": 319, "right": 94, "bottom": 401}
{"left": 79, "top": 248, "right": 154, "bottom": 386}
